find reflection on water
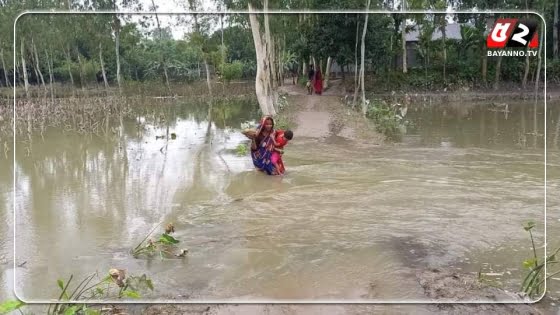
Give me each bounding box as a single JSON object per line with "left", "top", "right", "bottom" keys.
{"left": 1, "top": 98, "right": 557, "bottom": 302}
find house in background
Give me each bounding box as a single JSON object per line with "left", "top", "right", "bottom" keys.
{"left": 327, "top": 18, "right": 494, "bottom": 76}
{"left": 397, "top": 23, "right": 471, "bottom": 69}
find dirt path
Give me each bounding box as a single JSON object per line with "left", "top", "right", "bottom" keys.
{"left": 278, "top": 79, "right": 384, "bottom": 146}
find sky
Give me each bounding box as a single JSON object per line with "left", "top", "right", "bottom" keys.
{"left": 134, "top": 0, "right": 219, "bottom": 39}
{"left": 131, "top": 0, "right": 457, "bottom": 40}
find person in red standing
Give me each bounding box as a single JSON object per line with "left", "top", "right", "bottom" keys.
{"left": 313, "top": 68, "right": 323, "bottom": 95}
{"left": 270, "top": 129, "right": 293, "bottom": 175}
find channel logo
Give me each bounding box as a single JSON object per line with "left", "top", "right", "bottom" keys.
{"left": 487, "top": 18, "right": 539, "bottom": 49}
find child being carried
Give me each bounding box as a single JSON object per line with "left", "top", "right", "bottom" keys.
{"left": 271, "top": 129, "right": 293, "bottom": 174}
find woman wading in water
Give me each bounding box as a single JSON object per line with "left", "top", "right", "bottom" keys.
{"left": 244, "top": 116, "right": 285, "bottom": 175}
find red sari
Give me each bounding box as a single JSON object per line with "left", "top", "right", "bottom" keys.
{"left": 313, "top": 69, "right": 323, "bottom": 95}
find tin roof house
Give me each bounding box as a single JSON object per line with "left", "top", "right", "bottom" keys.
{"left": 398, "top": 23, "right": 472, "bottom": 68}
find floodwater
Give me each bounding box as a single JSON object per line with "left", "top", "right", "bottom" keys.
{"left": 0, "top": 98, "right": 558, "bottom": 304}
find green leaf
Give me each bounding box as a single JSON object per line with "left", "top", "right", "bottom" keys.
{"left": 524, "top": 221, "right": 535, "bottom": 231}
{"left": 57, "top": 279, "right": 65, "bottom": 291}
{"left": 0, "top": 300, "right": 25, "bottom": 314}
{"left": 123, "top": 290, "right": 141, "bottom": 299}
{"left": 63, "top": 305, "right": 79, "bottom": 315}
{"left": 146, "top": 279, "right": 154, "bottom": 291}
{"left": 523, "top": 259, "right": 536, "bottom": 269}
{"left": 159, "top": 233, "right": 179, "bottom": 245}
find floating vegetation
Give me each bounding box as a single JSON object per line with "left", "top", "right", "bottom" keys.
{"left": 131, "top": 223, "right": 188, "bottom": 259}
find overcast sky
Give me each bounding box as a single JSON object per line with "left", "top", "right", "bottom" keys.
{"left": 130, "top": 0, "right": 457, "bottom": 40}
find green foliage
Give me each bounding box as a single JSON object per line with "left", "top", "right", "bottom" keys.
{"left": 235, "top": 143, "right": 248, "bottom": 156}
{"left": 47, "top": 270, "right": 154, "bottom": 314}
{"left": 520, "top": 221, "right": 560, "bottom": 299}
{"left": 364, "top": 100, "right": 408, "bottom": 141}
{"left": 132, "top": 223, "right": 187, "bottom": 259}
{"left": 274, "top": 115, "right": 292, "bottom": 130}
{"left": 221, "top": 61, "right": 244, "bottom": 83}
{"left": 0, "top": 300, "right": 25, "bottom": 314}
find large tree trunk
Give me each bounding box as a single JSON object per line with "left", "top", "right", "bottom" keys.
{"left": 323, "top": 56, "right": 332, "bottom": 89}
{"left": 493, "top": 56, "right": 502, "bottom": 90}
{"left": 248, "top": 2, "right": 276, "bottom": 116}
{"left": 1, "top": 48, "right": 11, "bottom": 88}
{"left": 21, "top": 39, "right": 29, "bottom": 98}
{"left": 31, "top": 38, "right": 46, "bottom": 91}
{"left": 554, "top": 0, "right": 559, "bottom": 60}
{"left": 360, "top": 0, "right": 371, "bottom": 116}
{"left": 99, "top": 43, "right": 109, "bottom": 90}
{"left": 353, "top": 20, "right": 360, "bottom": 104}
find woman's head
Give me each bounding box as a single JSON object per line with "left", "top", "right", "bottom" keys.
{"left": 262, "top": 116, "right": 274, "bottom": 131}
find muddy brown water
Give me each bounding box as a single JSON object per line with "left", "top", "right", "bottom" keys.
{"left": 0, "top": 98, "right": 558, "bottom": 308}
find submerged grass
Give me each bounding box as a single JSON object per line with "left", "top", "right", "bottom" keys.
{"left": 520, "top": 221, "right": 560, "bottom": 299}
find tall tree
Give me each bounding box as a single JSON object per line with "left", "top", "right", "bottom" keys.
{"left": 248, "top": 0, "right": 277, "bottom": 116}
{"left": 360, "top": 0, "right": 371, "bottom": 116}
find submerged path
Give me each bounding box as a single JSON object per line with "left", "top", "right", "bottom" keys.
{"left": 140, "top": 81, "right": 546, "bottom": 315}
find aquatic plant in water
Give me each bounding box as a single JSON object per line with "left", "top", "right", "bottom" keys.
{"left": 131, "top": 223, "right": 188, "bottom": 259}
{"left": 520, "top": 221, "right": 560, "bottom": 299}
{"left": 365, "top": 99, "right": 409, "bottom": 141}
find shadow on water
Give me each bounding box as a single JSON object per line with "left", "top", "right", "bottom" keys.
{"left": 1, "top": 97, "right": 558, "bottom": 303}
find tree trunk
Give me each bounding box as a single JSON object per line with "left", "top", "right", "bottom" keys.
{"left": 204, "top": 60, "right": 213, "bottom": 128}
{"left": 76, "top": 51, "right": 85, "bottom": 91}
{"left": 323, "top": 56, "right": 332, "bottom": 89}
{"left": 248, "top": 2, "right": 276, "bottom": 116}
{"left": 441, "top": 25, "right": 447, "bottom": 84}
{"left": 353, "top": 19, "right": 360, "bottom": 104}
{"left": 114, "top": 16, "right": 122, "bottom": 94}
{"left": 151, "top": 0, "right": 171, "bottom": 94}
{"left": 360, "top": 0, "right": 371, "bottom": 116}
{"left": 493, "top": 56, "right": 502, "bottom": 90}
{"left": 481, "top": 44, "right": 487, "bottom": 84}
{"left": 64, "top": 47, "right": 74, "bottom": 87}
{"left": 522, "top": 3, "right": 532, "bottom": 89}
{"left": 267, "top": 33, "right": 278, "bottom": 91}
{"left": 534, "top": 27, "right": 544, "bottom": 97}
{"left": 32, "top": 38, "right": 46, "bottom": 91}
{"left": 401, "top": 9, "right": 408, "bottom": 73}
{"left": 554, "top": 0, "right": 559, "bottom": 60}
{"left": 45, "top": 49, "right": 54, "bottom": 100}
{"left": 1, "top": 48, "right": 11, "bottom": 88}
{"left": 21, "top": 39, "right": 29, "bottom": 98}
{"left": 99, "top": 43, "right": 109, "bottom": 90}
